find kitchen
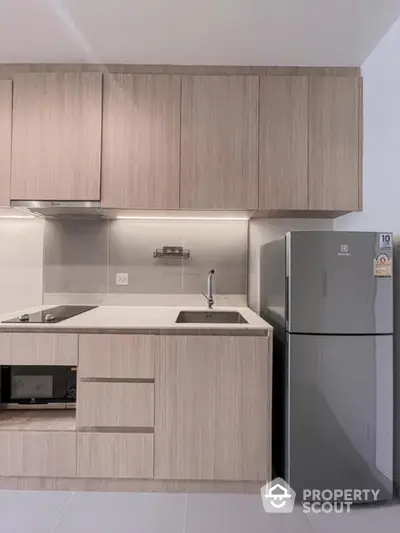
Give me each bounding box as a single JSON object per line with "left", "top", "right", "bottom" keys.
{"left": 0, "top": 2, "right": 400, "bottom": 532}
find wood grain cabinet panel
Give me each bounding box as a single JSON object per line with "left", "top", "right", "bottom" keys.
{"left": 0, "top": 80, "right": 12, "bottom": 206}
{"left": 77, "top": 382, "right": 154, "bottom": 429}
{"left": 309, "top": 77, "right": 360, "bottom": 211}
{"left": 155, "top": 336, "right": 271, "bottom": 481}
{"left": 101, "top": 74, "right": 181, "bottom": 208}
{"left": 0, "top": 333, "right": 78, "bottom": 365}
{"left": 11, "top": 72, "right": 102, "bottom": 200}
{"left": 0, "top": 431, "right": 76, "bottom": 477}
{"left": 180, "top": 75, "right": 259, "bottom": 209}
{"left": 79, "top": 334, "right": 155, "bottom": 379}
{"left": 78, "top": 433, "right": 153, "bottom": 478}
{"left": 259, "top": 76, "right": 309, "bottom": 210}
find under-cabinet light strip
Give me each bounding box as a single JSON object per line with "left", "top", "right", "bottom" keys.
{"left": 0, "top": 215, "right": 36, "bottom": 219}
{"left": 115, "top": 216, "right": 249, "bottom": 221}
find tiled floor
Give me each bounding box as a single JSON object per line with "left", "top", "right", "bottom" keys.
{"left": 0, "top": 491, "right": 399, "bottom": 533}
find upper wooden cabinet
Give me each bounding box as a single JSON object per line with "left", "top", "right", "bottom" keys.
{"left": 0, "top": 80, "right": 12, "bottom": 207}
{"left": 101, "top": 74, "right": 181, "bottom": 209}
{"left": 4, "top": 69, "right": 361, "bottom": 214}
{"left": 180, "top": 75, "right": 259, "bottom": 210}
{"left": 11, "top": 73, "right": 102, "bottom": 201}
{"left": 259, "top": 76, "right": 309, "bottom": 210}
{"left": 155, "top": 336, "right": 271, "bottom": 481}
{"left": 309, "top": 77, "right": 361, "bottom": 211}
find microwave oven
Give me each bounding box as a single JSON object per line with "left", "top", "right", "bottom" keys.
{"left": 0, "top": 366, "right": 76, "bottom": 408}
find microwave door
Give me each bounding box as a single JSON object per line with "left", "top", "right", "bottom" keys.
{"left": 0, "top": 366, "right": 76, "bottom": 408}
{"left": 11, "top": 372, "right": 53, "bottom": 401}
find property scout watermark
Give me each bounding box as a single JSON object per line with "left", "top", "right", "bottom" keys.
{"left": 261, "top": 478, "right": 380, "bottom": 514}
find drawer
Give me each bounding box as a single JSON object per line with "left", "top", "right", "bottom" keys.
{"left": 0, "top": 333, "right": 78, "bottom": 365}
{"left": 79, "top": 335, "right": 156, "bottom": 378}
{"left": 77, "top": 382, "right": 154, "bottom": 428}
{"left": 78, "top": 433, "right": 153, "bottom": 478}
{"left": 0, "top": 430, "right": 76, "bottom": 477}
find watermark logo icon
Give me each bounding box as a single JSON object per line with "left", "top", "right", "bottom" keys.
{"left": 261, "top": 478, "right": 296, "bottom": 513}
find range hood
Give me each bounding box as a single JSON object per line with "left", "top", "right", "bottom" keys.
{"left": 9, "top": 202, "right": 254, "bottom": 220}
{"left": 10, "top": 201, "right": 106, "bottom": 219}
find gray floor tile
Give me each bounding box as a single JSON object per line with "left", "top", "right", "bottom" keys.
{"left": 54, "top": 492, "right": 186, "bottom": 533}
{"left": 307, "top": 500, "right": 400, "bottom": 533}
{"left": 0, "top": 490, "right": 73, "bottom": 533}
{"left": 185, "top": 494, "right": 315, "bottom": 533}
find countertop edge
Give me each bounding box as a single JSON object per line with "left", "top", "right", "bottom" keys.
{"left": 0, "top": 326, "right": 271, "bottom": 336}
{"left": 0, "top": 326, "right": 272, "bottom": 337}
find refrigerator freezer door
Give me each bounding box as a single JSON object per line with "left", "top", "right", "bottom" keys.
{"left": 286, "top": 333, "right": 393, "bottom": 502}
{"left": 287, "top": 231, "right": 393, "bottom": 334}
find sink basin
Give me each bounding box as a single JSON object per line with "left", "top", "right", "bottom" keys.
{"left": 175, "top": 311, "right": 248, "bottom": 324}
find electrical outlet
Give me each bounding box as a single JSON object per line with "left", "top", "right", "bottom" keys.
{"left": 116, "top": 273, "right": 129, "bottom": 286}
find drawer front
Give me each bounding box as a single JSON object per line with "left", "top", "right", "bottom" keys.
{"left": 78, "top": 433, "right": 153, "bottom": 478}
{"left": 77, "top": 382, "right": 154, "bottom": 428}
{"left": 0, "top": 334, "right": 78, "bottom": 365}
{"left": 0, "top": 431, "right": 76, "bottom": 477}
{"left": 79, "top": 335, "right": 155, "bottom": 378}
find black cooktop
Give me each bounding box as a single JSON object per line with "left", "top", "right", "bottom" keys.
{"left": 2, "top": 305, "right": 98, "bottom": 324}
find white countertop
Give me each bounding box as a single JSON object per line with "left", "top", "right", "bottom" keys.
{"left": 0, "top": 305, "right": 272, "bottom": 334}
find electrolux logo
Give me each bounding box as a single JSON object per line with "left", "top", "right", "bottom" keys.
{"left": 338, "top": 244, "right": 350, "bottom": 256}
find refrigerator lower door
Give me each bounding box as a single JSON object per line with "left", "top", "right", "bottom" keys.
{"left": 286, "top": 333, "right": 393, "bottom": 502}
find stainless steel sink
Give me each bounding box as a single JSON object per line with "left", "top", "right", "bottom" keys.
{"left": 175, "top": 311, "right": 248, "bottom": 324}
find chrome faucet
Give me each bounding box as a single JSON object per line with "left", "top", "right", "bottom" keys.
{"left": 202, "top": 269, "right": 215, "bottom": 309}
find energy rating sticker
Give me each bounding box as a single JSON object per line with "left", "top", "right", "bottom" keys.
{"left": 374, "top": 253, "right": 392, "bottom": 278}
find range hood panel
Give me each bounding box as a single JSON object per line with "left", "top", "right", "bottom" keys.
{"left": 10, "top": 201, "right": 105, "bottom": 219}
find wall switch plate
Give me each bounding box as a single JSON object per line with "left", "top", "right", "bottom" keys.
{"left": 116, "top": 273, "right": 129, "bottom": 286}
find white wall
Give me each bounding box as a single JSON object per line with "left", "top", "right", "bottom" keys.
{"left": 248, "top": 218, "right": 333, "bottom": 313}
{"left": 0, "top": 219, "right": 44, "bottom": 314}
{"left": 335, "top": 16, "right": 400, "bottom": 233}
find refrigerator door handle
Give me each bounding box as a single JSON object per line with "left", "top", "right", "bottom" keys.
{"left": 285, "top": 276, "right": 289, "bottom": 327}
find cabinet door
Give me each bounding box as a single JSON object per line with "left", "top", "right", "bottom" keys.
{"left": 309, "top": 77, "right": 360, "bottom": 211}
{"left": 0, "top": 333, "right": 78, "bottom": 365}
{"left": 0, "top": 80, "right": 12, "bottom": 207}
{"left": 155, "top": 336, "right": 271, "bottom": 481}
{"left": 102, "top": 74, "right": 180, "bottom": 209}
{"left": 78, "top": 433, "right": 153, "bottom": 478}
{"left": 77, "top": 382, "right": 154, "bottom": 429}
{"left": 180, "top": 76, "right": 258, "bottom": 209}
{"left": 79, "top": 334, "right": 155, "bottom": 379}
{"left": 0, "top": 431, "right": 76, "bottom": 477}
{"left": 259, "top": 76, "right": 309, "bottom": 210}
{"left": 11, "top": 73, "right": 102, "bottom": 200}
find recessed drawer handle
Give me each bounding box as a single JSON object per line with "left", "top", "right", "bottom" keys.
{"left": 80, "top": 378, "right": 154, "bottom": 383}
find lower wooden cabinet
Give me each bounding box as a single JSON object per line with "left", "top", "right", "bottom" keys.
{"left": 77, "top": 433, "right": 154, "bottom": 478}
{"left": 77, "top": 382, "right": 154, "bottom": 429}
{"left": 0, "top": 431, "right": 76, "bottom": 477}
{"left": 0, "top": 333, "right": 78, "bottom": 365}
{"left": 154, "top": 336, "right": 271, "bottom": 481}
{"left": 78, "top": 334, "right": 156, "bottom": 379}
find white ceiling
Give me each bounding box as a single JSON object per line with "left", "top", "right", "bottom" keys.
{"left": 1, "top": 0, "right": 400, "bottom": 66}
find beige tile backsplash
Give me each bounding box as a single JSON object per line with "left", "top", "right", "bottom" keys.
{"left": 43, "top": 219, "right": 248, "bottom": 300}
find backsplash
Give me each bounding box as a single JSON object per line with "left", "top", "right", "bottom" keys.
{"left": 43, "top": 219, "right": 248, "bottom": 304}
{"left": 0, "top": 218, "right": 44, "bottom": 313}
{"left": 248, "top": 218, "right": 334, "bottom": 312}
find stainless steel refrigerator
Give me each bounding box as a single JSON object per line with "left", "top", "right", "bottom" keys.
{"left": 260, "top": 231, "right": 393, "bottom": 502}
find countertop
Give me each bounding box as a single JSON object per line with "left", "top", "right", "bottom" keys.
{"left": 0, "top": 305, "right": 272, "bottom": 336}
